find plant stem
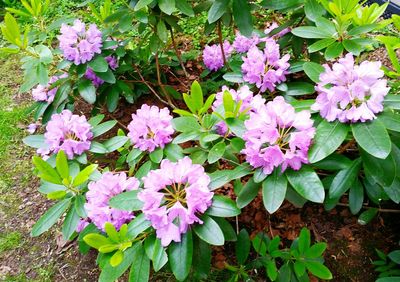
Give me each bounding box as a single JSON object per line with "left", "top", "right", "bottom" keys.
{"left": 335, "top": 203, "right": 400, "bottom": 213}
{"left": 217, "top": 20, "right": 227, "bottom": 66}
{"left": 170, "top": 28, "right": 188, "bottom": 77}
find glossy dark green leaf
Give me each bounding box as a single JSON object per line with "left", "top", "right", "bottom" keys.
{"left": 208, "top": 0, "right": 230, "bottom": 23}
{"left": 236, "top": 177, "right": 260, "bottom": 208}
{"left": 358, "top": 208, "right": 378, "bottom": 225}
{"left": 277, "top": 82, "right": 315, "bottom": 96}
{"left": 329, "top": 158, "right": 361, "bottom": 199}
{"left": 349, "top": 179, "right": 364, "bottom": 214}
{"left": 208, "top": 141, "right": 226, "bottom": 164}
{"left": 302, "top": 61, "right": 325, "bottom": 83}
{"left": 232, "top": 0, "right": 253, "bottom": 37}
{"left": 109, "top": 190, "right": 143, "bottom": 211}
{"left": 192, "top": 236, "right": 211, "bottom": 280}
{"left": 158, "top": 0, "right": 175, "bottom": 15}
{"left": 361, "top": 148, "right": 396, "bottom": 187}
{"left": 168, "top": 230, "right": 193, "bottom": 281}
{"left": 305, "top": 261, "right": 333, "bottom": 279}
{"left": 352, "top": 119, "right": 391, "bottom": 159}
{"left": 206, "top": 195, "right": 240, "bottom": 217}
{"left": 308, "top": 38, "right": 336, "bottom": 53}
{"left": 291, "top": 26, "right": 331, "bottom": 38}
{"left": 89, "top": 56, "right": 108, "bottom": 72}
{"left": 99, "top": 245, "right": 137, "bottom": 282}
{"left": 62, "top": 206, "right": 79, "bottom": 240}
{"left": 127, "top": 213, "right": 152, "bottom": 240}
{"left": 236, "top": 229, "right": 250, "bottom": 265}
{"left": 78, "top": 79, "right": 96, "bottom": 104}
{"left": 262, "top": 170, "right": 287, "bottom": 213}
{"left": 193, "top": 215, "right": 224, "bottom": 246}
{"left": 92, "top": 120, "right": 117, "bottom": 138}
{"left": 324, "top": 42, "right": 343, "bottom": 60}
{"left": 286, "top": 166, "right": 325, "bottom": 203}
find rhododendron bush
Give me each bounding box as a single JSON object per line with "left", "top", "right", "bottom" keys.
{"left": 1, "top": 0, "right": 400, "bottom": 280}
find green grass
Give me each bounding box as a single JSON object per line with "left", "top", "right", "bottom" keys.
{"left": 0, "top": 232, "right": 23, "bottom": 253}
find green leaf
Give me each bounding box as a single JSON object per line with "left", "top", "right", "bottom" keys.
{"left": 305, "top": 242, "right": 327, "bottom": 258}
{"left": 168, "top": 230, "right": 193, "bottom": 281}
{"left": 164, "top": 143, "right": 184, "bottom": 161}
{"left": 313, "top": 154, "right": 352, "bottom": 170}
{"left": 62, "top": 206, "right": 79, "bottom": 240}
{"left": 343, "top": 39, "right": 363, "bottom": 55}
{"left": 206, "top": 195, "right": 240, "bottom": 217}
{"left": 83, "top": 233, "right": 111, "bottom": 249}
{"left": 106, "top": 88, "right": 119, "bottom": 112}
{"left": 104, "top": 136, "right": 129, "bottom": 152}
{"left": 149, "top": 148, "right": 163, "bottom": 163}
{"left": 209, "top": 169, "right": 233, "bottom": 190}
{"left": 190, "top": 80, "right": 203, "bottom": 111}
{"left": 351, "top": 119, "right": 391, "bottom": 159}
{"left": 308, "top": 120, "right": 349, "bottom": 163}
{"left": 159, "top": 0, "right": 176, "bottom": 15}
{"left": 72, "top": 164, "right": 98, "bottom": 187}
{"left": 99, "top": 245, "right": 137, "bottom": 282}
{"left": 329, "top": 158, "right": 361, "bottom": 198}
{"left": 32, "top": 156, "right": 62, "bottom": 185}
{"left": 157, "top": 20, "right": 168, "bottom": 42}
{"left": 134, "top": 0, "right": 153, "bottom": 10}
{"left": 148, "top": 237, "right": 168, "bottom": 272}
{"left": 192, "top": 236, "right": 211, "bottom": 280}
{"left": 305, "top": 261, "right": 333, "bottom": 279}
{"left": 236, "top": 177, "right": 260, "bottom": 208}
{"left": 89, "top": 56, "right": 108, "bottom": 73}
{"left": 208, "top": 0, "right": 230, "bottom": 23}
{"left": 225, "top": 118, "right": 245, "bottom": 137}
{"left": 176, "top": 0, "right": 194, "bottom": 16}
{"left": 348, "top": 24, "right": 378, "bottom": 36}
{"left": 127, "top": 213, "right": 152, "bottom": 240}
{"left": 213, "top": 217, "right": 237, "bottom": 241}
{"left": 384, "top": 94, "right": 400, "bottom": 110}
{"left": 78, "top": 79, "right": 96, "bottom": 104}
{"left": 308, "top": 38, "right": 336, "bottom": 53}
{"left": 232, "top": 0, "right": 253, "bottom": 37}
{"left": 193, "top": 215, "right": 224, "bottom": 246}
{"left": 56, "top": 150, "right": 69, "bottom": 179}
{"left": 298, "top": 227, "right": 311, "bottom": 254}
{"left": 304, "top": 0, "right": 325, "bottom": 21}
{"left": 31, "top": 198, "right": 71, "bottom": 236}
{"left": 291, "top": 26, "right": 331, "bottom": 38}
{"left": 129, "top": 243, "right": 150, "bottom": 282}
{"left": 262, "top": 170, "right": 287, "bottom": 214}
{"left": 208, "top": 141, "right": 226, "bottom": 164}
{"left": 92, "top": 120, "right": 117, "bottom": 138}
{"left": 358, "top": 208, "right": 378, "bottom": 225}
{"left": 349, "top": 179, "right": 364, "bottom": 215}
{"left": 361, "top": 148, "right": 396, "bottom": 187}
{"left": 23, "top": 134, "right": 46, "bottom": 148}
{"left": 236, "top": 229, "right": 250, "bottom": 264}
{"left": 172, "top": 116, "right": 201, "bottom": 132}
{"left": 253, "top": 168, "right": 267, "bottom": 183}
{"left": 378, "top": 111, "right": 400, "bottom": 132}
{"left": 75, "top": 195, "right": 87, "bottom": 217}
{"left": 277, "top": 82, "right": 315, "bottom": 96}
{"left": 223, "top": 72, "right": 244, "bottom": 83}
{"left": 325, "top": 42, "right": 344, "bottom": 60}
{"left": 110, "top": 250, "right": 124, "bottom": 267}
{"left": 95, "top": 69, "right": 115, "bottom": 83}
{"left": 388, "top": 250, "right": 400, "bottom": 264}
{"left": 286, "top": 166, "right": 325, "bottom": 203}
{"left": 109, "top": 190, "right": 143, "bottom": 211}
{"left": 89, "top": 141, "right": 108, "bottom": 154}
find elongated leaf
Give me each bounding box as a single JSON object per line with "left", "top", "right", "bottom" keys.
{"left": 159, "top": 0, "right": 176, "bottom": 15}
{"left": 305, "top": 261, "right": 333, "bottom": 279}
{"left": 62, "top": 206, "right": 79, "bottom": 240}
{"left": 56, "top": 150, "right": 69, "bottom": 179}
{"left": 236, "top": 177, "right": 260, "bottom": 208}
{"left": 103, "top": 136, "right": 129, "bottom": 152}
{"left": 262, "top": 170, "right": 287, "bottom": 213}
{"left": 206, "top": 195, "right": 240, "bottom": 217}
{"left": 208, "top": 142, "right": 226, "bottom": 164}
{"left": 308, "top": 120, "right": 348, "bottom": 163}
{"left": 78, "top": 79, "right": 96, "bottom": 104}
{"left": 193, "top": 215, "right": 224, "bottom": 246}
{"left": 291, "top": 26, "right": 331, "bottom": 38}
{"left": 129, "top": 243, "right": 150, "bottom": 282}
{"left": 109, "top": 190, "right": 143, "bottom": 211}
{"left": 236, "top": 229, "right": 250, "bottom": 264}
{"left": 208, "top": 0, "right": 230, "bottom": 23}
{"left": 192, "top": 236, "right": 211, "bottom": 280}
{"left": 127, "top": 213, "right": 152, "bottom": 240}
{"left": 23, "top": 134, "right": 46, "bottom": 148}
{"left": 73, "top": 164, "right": 98, "bottom": 187}
{"left": 99, "top": 245, "right": 137, "bottom": 282}
{"left": 32, "top": 156, "right": 62, "bottom": 185}
{"left": 232, "top": 0, "right": 253, "bottom": 37}
{"left": 31, "top": 198, "right": 71, "bottom": 236}
{"left": 92, "top": 120, "right": 117, "bottom": 138}
{"left": 286, "top": 166, "right": 325, "bottom": 203}
{"left": 168, "top": 230, "right": 193, "bottom": 281}
{"left": 349, "top": 179, "right": 364, "bottom": 214}
{"left": 351, "top": 119, "right": 391, "bottom": 159}
{"left": 329, "top": 158, "right": 361, "bottom": 198}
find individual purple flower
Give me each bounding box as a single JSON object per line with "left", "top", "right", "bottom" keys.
{"left": 84, "top": 56, "right": 119, "bottom": 87}
{"left": 27, "top": 123, "right": 38, "bottom": 134}
{"left": 312, "top": 53, "right": 390, "bottom": 123}
{"left": 263, "top": 22, "right": 291, "bottom": 38}
{"left": 203, "top": 40, "right": 233, "bottom": 71}
{"left": 32, "top": 74, "right": 68, "bottom": 103}
{"left": 58, "top": 19, "right": 102, "bottom": 65}
{"left": 85, "top": 172, "right": 139, "bottom": 231}
{"left": 127, "top": 104, "right": 174, "bottom": 152}
{"left": 40, "top": 109, "right": 93, "bottom": 159}
{"left": 138, "top": 157, "right": 213, "bottom": 246}
{"left": 212, "top": 85, "right": 265, "bottom": 135}
{"left": 232, "top": 31, "right": 260, "bottom": 53}
{"left": 241, "top": 40, "right": 290, "bottom": 92}
{"left": 242, "top": 96, "right": 315, "bottom": 175}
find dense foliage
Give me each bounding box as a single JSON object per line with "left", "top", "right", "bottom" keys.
{"left": 1, "top": 0, "right": 400, "bottom": 281}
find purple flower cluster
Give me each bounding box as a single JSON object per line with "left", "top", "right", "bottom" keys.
{"left": 85, "top": 172, "right": 139, "bottom": 231}
{"left": 32, "top": 74, "right": 67, "bottom": 103}
{"left": 138, "top": 157, "right": 213, "bottom": 246}
{"left": 84, "top": 56, "right": 118, "bottom": 87}
{"left": 232, "top": 32, "right": 260, "bottom": 53}
{"left": 203, "top": 40, "right": 233, "bottom": 71}
{"left": 38, "top": 110, "right": 93, "bottom": 159}
{"left": 241, "top": 38, "right": 290, "bottom": 92}
{"left": 127, "top": 104, "right": 174, "bottom": 152}
{"left": 58, "top": 19, "right": 102, "bottom": 65}
{"left": 212, "top": 85, "right": 265, "bottom": 135}
{"left": 242, "top": 96, "right": 315, "bottom": 175}
{"left": 312, "top": 53, "right": 389, "bottom": 123}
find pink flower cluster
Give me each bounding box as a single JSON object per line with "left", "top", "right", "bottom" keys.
{"left": 241, "top": 38, "right": 290, "bottom": 92}
{"left": 58, "top": 19, "right": 102, "bottom": 65}
{"left": 138, "top": 157, "right": 213, "bottom": 246}
{"left": 85, "top": 172, "right": 139, "bottom": 231}
{"left": 32, "top": 74, "right": 67, "bottom": 103}
{"left": 84, "top": 56, "right": 118, "bottom": 87}
{"left": 127, "top": 105, "right": 174, "bottom": 152}
{"left": 232, "top": 32, "right": 260, "bottom": 53}
{"left": 202, "top": 40, "right": 233, "bottom": 71}
{"left": 242, "top": 96, "right": 315, "bottom": 175}
{"left": 39, "top": 110, "right": 93, "bottom": 159}
{"left": 212, "top": 85, "right": 265, "bottom": 135}
{"left": 312, "top": 53, "right": 389, "bottom": 123}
